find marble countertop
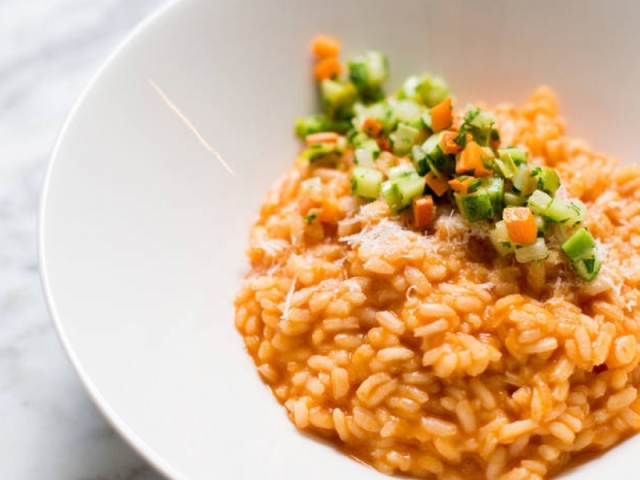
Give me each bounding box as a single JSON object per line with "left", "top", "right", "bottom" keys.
{"left": 1, "top": 0, "right": 166, "bottom": 478}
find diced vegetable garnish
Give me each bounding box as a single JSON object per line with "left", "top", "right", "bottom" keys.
{"left": 312, "top": 35, "right": 341, "bottom": 59}
{"left": 430, "top": 97, "right": 453, "bottom": 132}
{"left": 315, "top": 57, "right": 343, "bottom": 81}
{"left": 515, "top": 238, "right": 549, "bottom": 263}
{"left": 457, "top": 141, "right": 493, "bottom": 177}
{"left": 348, "top": 51, "right": 389, "bottom": 101}
{"left": 561, "top": 228, "right": 596, "bottom": 259}
{"left": 355, "top": 148, "right": 375, "bottom": 168}
{"left": 490, "top": 220, "right": 514, "bottom": 256}
{"left": 294, "top": 39, "right": 602, "bottom": 280}
{"left": 425, "top": 171, "right": 450, "bottom": 196}
{"left": 412, "top": 195, "right": 435, "bottom": 229}
{"left": 295, "top": 114, "right": 350, "bottom": 137}
{"left": 503, "top": 207, "right": 538, "bottom": 245}
{"left": 351, "top": 167, "right": 383, "bottom": 200}
{"left": 454, "top": 189, "right": 494, "bottom": 222}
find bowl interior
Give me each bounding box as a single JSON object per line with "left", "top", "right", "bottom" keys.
{"left": 40, "top": 0, "right": 640, "bottom": 479}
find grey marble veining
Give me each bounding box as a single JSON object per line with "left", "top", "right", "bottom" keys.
{"left": 1, "top": 1, "right": 167, "bottom": 478}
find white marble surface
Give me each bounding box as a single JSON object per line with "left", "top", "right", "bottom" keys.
{"left": 0, "top": 0, "right": 167, "bottom": 478}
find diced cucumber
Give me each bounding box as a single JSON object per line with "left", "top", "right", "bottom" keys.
{"left": 515, "top": 237, "right": 549, "bottom": 263}
{"left": 454, "top": 189, "right": 494, "bottom": 222}
{"left": 381, "top": 173, "right": 426, "bottom": 212}
{"left": 535, "top": 215, "right": 547, "bottom": 235}
{"left": 348, "top": 51, "right": 389, "bottom": 101}
{"left": 536, "top": 166, "right": 561, "bottom": 195}
{"left": 495, "top": 149, "right": 519, "bottom": 178}
{"left": 394, "top": 100, "right": 423, "bottom": 124}
{"left": 561, "top": 228, "right": 596, "bottom": 260}
{"left": 294, "top": 114, "right": 351, "bottom": 137}
{"left": 321, "top": 80, "right": 358, "bottom": 119}
{"left": 504, "top": 192, "right": 527, "bottom": 207}
{"left": 490, "top": 220, "right": 514, "bottom": 256}
{"left": 571, "top": 253, "right": 601, "bottom": 282}
{"left": 351, "top": 167, "right": 383, "bottom": 200}
{"left": 512, "top": 163, "right": 537, "bottom": 195}
{"left": 422, "top": 132, "right": 455, "bottom": 176}
{"left": 392, "top": 123, "right": 420, "bottom": 155}
{"left": 397, "top": 74, "right": 451, "bottom": 108}
{"left": 381, "top": 181, "right": 403, "bottom": 213}
{"left": 543, "top": 198, "right": 583, "bottom": 225}
{"left": 482, "top": 176, "right": 505, "bottom": 217}
{"left": 527, "top": 189, "right": 553, "bottom": 215}
{"left": 388, "top": 163, "right": 417, "bottom": 180}
{"left": 355, "top": 148, "right": 375, "bottom": 168}
{"left": 411, "top": 145, "right": 429, "bottom": 175}
{"left": 498, "top": 147, "right": 528, "bottom": 166}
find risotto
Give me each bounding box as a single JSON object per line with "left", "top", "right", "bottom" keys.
{"left": 234, "top": 38, "right": 640, "bottom": 479}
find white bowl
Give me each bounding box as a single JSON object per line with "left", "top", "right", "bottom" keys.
{"left": 39, "top": 0, "right": 640, "bottom": 479}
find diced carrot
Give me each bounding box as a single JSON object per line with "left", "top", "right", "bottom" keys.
{"left": 413, "top": 195, "right": 435, "bottom": 229}
{"left": 503, "top": 207, "right": 537, "bottom": 244}
{"left": 312, "top": 35, "right": 341, "bottom": 59}
{"left": 431, "top": 97, "right": 453, "bottom": 132}
{"left": 314, "top": 57, "right": 342, "bottom": 81}
{"left": 305, "top": 132, "right": 340, "bottom": 145}
{"left": 362, "top": 117, "right": 383, "bottom": 138}
{"left": 425, "top": 171, "right": 450, "bottom": 196}
{"left": 440, "top": 131, "right": 473, "bottom": 155}
{"left": 448, "top": 176, "right": 476, "bottom": 195}
{"left": 396, "top": 156, "right": 412, "bottom": 166}
{"left": 456, "top": 141, "right": 493, "bottom": 177}
{"left": 377, "top": 137, "right": 391, "bottom": 152}
{"left": 440, "top": 131, "right": 461, "bottom": 155}
{"left": 319, "top": 196, "right": 340, "bottom": 223}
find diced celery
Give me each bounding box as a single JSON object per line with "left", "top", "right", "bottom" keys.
{"left": 512, "top": 163, "right": 537, "bottom": 195}
{"left": 515, "top": 237, "right": 549, "bottom": 263}
{"left": 351, "top": 167, "right": 383, "bottom": 200}
{"left": 490, "top": 220, "right": 514, "bottom": 256}
{"left": 527, "top": 189, "right": 553, "bottom": 215}
{"left": 561, "top": 228, "right": 596, "bottom": 260}
{"left": 392, "top": 123, "right": 420, "bottom": 155}
{"left": 495, "top": 149, "right": 519, "bottom": 178}
{"left": 454, "top": 190, "right": 494, "bottom": 222}
{"left": 388, "top": 163, "right": 417, "bottom": 180}
{"left": 498, "top": 147, "right": 528, "bottom": 166}
{"left": 411, "top": 145, "right": 429, "bottom": 175}
{"left": 355, "top": 148, "right": 375, "bottom": 168}
{"left": 321, "top": 80, "right": 358, "bottom": 119}
{"left": 536, "top": 166, "right": 561, "bottom": 195}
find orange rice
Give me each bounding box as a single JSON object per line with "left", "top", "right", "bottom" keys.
{"left": 234, "top": 87, "right": 640, "bottom": 479}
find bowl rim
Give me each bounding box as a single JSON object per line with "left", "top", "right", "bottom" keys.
{"left": 38, "top": 1, "right": 187, "bottom": 478}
